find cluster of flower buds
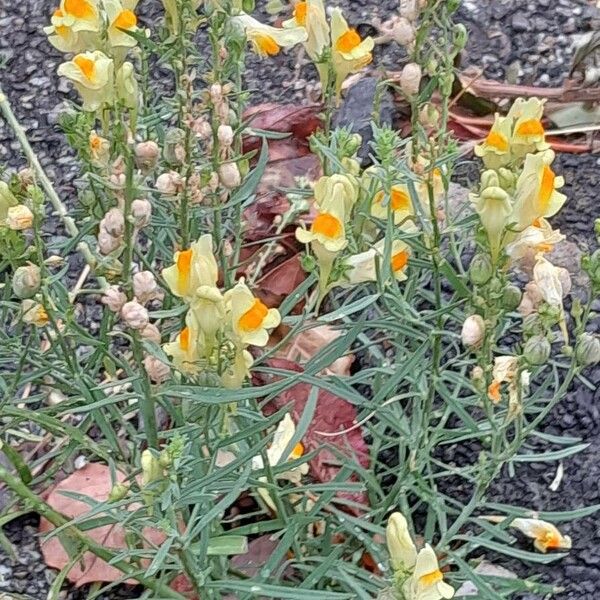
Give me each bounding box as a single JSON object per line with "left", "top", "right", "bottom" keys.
{"left": 160, "top": 234, "right": 281, "bottom": 389}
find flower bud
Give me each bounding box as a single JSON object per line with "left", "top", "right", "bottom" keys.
{"left": 133, "top": 270, "right": 162, "bottom": 305}
{"left": 461, "top": 314, "right": 485, "bottom": 348}
{"left": 131, "top": 198, "right": 152, "bottom": 228}
{"left": 210, "top": 83, "right": 223, "bottom": 104}
{"left": 163, "top": 128, "right": 186, "bottom": 165}
{"left": 453, "top": 23, "right": 468, "bottom": 51}
{"left": 140, "top": 322, "right": 161, "bottom": 344}
{"left": 108, "top": 483, "right": 129, "bottom": 502}
{"left": 17, "top": 168, "right": 35, "bottom": 188}
{"left": 6, "top": 204, "right": 34, "bottom": 230}
{"left": 217, "top": 124, "right": 234, "bottom": 149}
{"left": 418, "top": 103, "right": 440, "bottom": 129}
{"left": 575, "top": 333, "right": 600, "bottom": 367}
{"left": 158, "top": 449, "right": 173, "bottom": 468}
{"left": 219, "top": 162, "right": 241, "bottom": 189}
{"left": 502, "top": 285, "right": 522, "bottom": 311}
{"left": 121, "top": 300, "right": 149, "bottom": 330}
{"left": 102, "top": 285, "right": 127, "bottom": 313}
{"left": 156, "top": 171, "right": 183, "bottom": 196}
{"left": 12, "top": 264, "right": 41, "bottom": 299}
{"left": 98, "top": 230, "right": 122, "bottom": 255}
{"left": 523, "top": 334, "right": 551, "bottom": 366}
{"left": 89, "top": 131, "right": 110, "bottom": 167}
{"left": 135, "top": 140, "right": 160, "bottom": 170}
{"left": 399, "top": 62, "right": 422, "bottom": 97}
{"left": 386, "top": 512, "right": 417, "bottom": 572}
{"left": 21, "top": 299, "right": 49, "bottom": 327}
{"left": 143, "top": 355, "right": 171, "bottom": 383}
{"left": 0, "top": 181, "right": 17, "bottom": 213}
{"left": 116, "top": 61, "right": 138, "bottom": 111}
{"left": 100, "top": 208, "right": 125, "bottom": 238}
{"left": 192, "top": 118, "right": 212, "bottom": 140}
{"left": 469, "top": 253, "right": 493, "bottom": 285}
{"left": 141, "top": 449, "right": 162, "bottom": 487}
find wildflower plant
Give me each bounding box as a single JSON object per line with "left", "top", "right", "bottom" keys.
{"left": 0, "top": 0, "right": 599, "bottom": 599}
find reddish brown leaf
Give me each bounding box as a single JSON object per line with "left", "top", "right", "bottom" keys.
{"left": 257, "top": 359, "right": 370, "bottom": 513}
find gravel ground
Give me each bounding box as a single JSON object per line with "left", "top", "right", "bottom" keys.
{"left": 0, "top": 0, "right": 599, "bottom": 599}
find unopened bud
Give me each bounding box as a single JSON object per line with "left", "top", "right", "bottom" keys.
{"left": 141, "top": 449, "right": 162, "bottom": 487}
{"left": 133, "top": 270, "right": 162, "bottom": 305}
{"left": 418, "top": 103, "right": 440, "bottom": 129}
{"left": 108, "top": 483, "right": 129, "bottom": 502}
{"left": 575, "top": 333, "right": 600, "bottom": 367}
{"left": 158, "top": 449, "right": 173, "bottom": 468}
{"left": 143, "top": 355, "right": 171, "bottom": 383}
{"left": 219, "top": 162, "right": 241, "bottom": 189}
{"left": 140, "top": 323, "right": 161, "bottom": 344}
{"left": 469, "top": 253, "right": 493, "bottom": 285}
{"left": 523, "top": 335, "right": 551, "bottom": 366}
{"left": 156, "top": 171, "right": 183, "bottom": 196}
{"left": 386, "top": 512, "right": 417, "bottom": 572}
{"left": 217, "top": 124, "right": 234, "bottom": 148}
{"left": 121, "top": 300, "right": 149, "bottom": 330}
{"left": 102, "top": 285, "right": 127, "bottom": 313}
{"left": 453, "top": 23, "right": 468, "bottom": 51}
{"left": 13, "top": 264, "right": 41, "bottom": 299}
{"left": 461, "top": 314, "right": 485, "bottom": 348}
{"left": 135, "top": 140, "right": 160, "bottom": 170}
{"left": 100, "top": 207, "right": 125, "bottom": 238}
{"left": 399, "top": 62, "right": 422, "bottom": 97}
{"left": 131, "top": 198, "right": 152, "bottom": 228}
{"left": 6, "top": 204, "right": 34, "bottom": 230}
{"left": 163, "top": 128, "right": 186, "bottom": 165}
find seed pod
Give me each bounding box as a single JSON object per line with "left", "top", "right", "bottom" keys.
{"left": 502, "top": 285, "right": 522, "bottom": 311}
{"left": 108, "top": 483, "right": 129, "bottom": 502}
{"left": 217, "top": 124, "right": 234, "bottom": 149}
{"left": 98, "top": 230, "right": 121, "bottom": 255}
{"left": 143, "top": 355, "right": 171, "bottom": 383}
{"left": 140, "top": 322, "right": 161, "bottom": 344}
{"left": 219, "top": 162, "right": 241, "bottom": 189}
{"left": 523, "top": 335, "right": 551, "bottom": 366}
{"left": 133, "top": 271, "right": 161, "bottom": 305}
{"left": 399, "top": 62, "right": 422, "bottom": 97}
{"left": 461, "top": 314, "right": 485, "bottom": 348}
{"left": 13, "top": 264, "right": 41, "bottom": 299}
{"left": 575, "top": 333, "right": 600, "bottom": 367}
{"left": 100, "top": 207, "right": 125, "bottom": 238}
{"left": 163, "top": 128, "right": 186, "bottom": 165}
{"left": 135, "top": 140, "right": 160, "bottom": 170}
{"left": 102, "top": 285, "right": 127, "bottom": 313}
{"left": 121, "top": 300, "right": 149, "bottom": 330}
{"left": 6, "top": 205, "right": 34, "bottom": 230}
{"left": 156, "top": 171, "right": 183, "bottom": 196}
{"left": 131, "top": 198, "right": 152, "bottom": 228}
{"left": 469, "top": 253, "right": 493, "bottom": 285}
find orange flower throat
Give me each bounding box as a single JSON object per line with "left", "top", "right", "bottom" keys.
{"left": 239, "top": 299, "right": 269, "bottom": 332}
{"left": 336, "top": 29, "right": 361, "bottom": 53}
{"left": 312, "top": 213, "right": 342, "bottom": 238}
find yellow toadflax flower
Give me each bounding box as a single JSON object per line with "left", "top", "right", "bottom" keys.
{"left": 89, "top": 130, "right": 110, "bottom": 167}
{"left": 21, "top": 299, "right": 50, "bottom": 328}
{"left": 251, "top": 413, "right": 308, "bottom": 511}
{"left": 370, "top": 184, "right": 413, "bottom": 224}
{"left": 57, "top": 51, "right": 114, "bottom": 112}
{"left": 505, "top": 217, "right": 565, "bottom": 263}
{"left": 44, "top": 8, "right": 88, "bottom": 53}
{"left": 55, "top": 0, "right": 101, "bottom": 32}
{"left": 511, "top": 151, "right": 566, "bottom": 231}
{"left": 313, "top": 173, "right": 358, "bottom": 215}
{"left": 404, "top": 544, "right": 455, "bottom": 600}
{"left": 482, "top": 516, "right": 571, "bottom": 554}
{"left": 474, "top": 114, "right": 513, "bottom": 170}
{"left": 508, "top": 97, "right": 549, "bottom": 155}
{"left": 231, "top": 13, "right": 307, "bottom": 57}
{"left": 227, "top": 278, "right": 281, "bottom": 347}
{"left": 386, "top": 512, "right": 417, "bottom": 572}
{"left": 283, "top": 0, "right": 330, "bottom": 88}
{"left": 162, "top": 234, "right": 219, "bottom": 302}
{"left": 163, "top": 318, "right": 204, "bottom": 375}
{"left": 342, "top": 238, "right": 411, "bottom": 285}
{"left": 104, "top": 0, "right": 138, "bottom": 48}
{"left": 331, "top": 8, "right": 374, "bottom": 96}
{"left": 296, "top": 203, "right": 348, "bottom": 254}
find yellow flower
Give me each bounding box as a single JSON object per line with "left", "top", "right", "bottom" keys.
{"left": 105, "top": 0, "right": 138, "bottom": 48}
{"left": 331, "top": 8, "right": 374, "bottom": 96}
{"left": 231, "top": 13, "right": 307, "bottom": 57}
{"left": 221, "top": 346, "right": 254, "bottom": 389}
{"left": 342, "top": 238, "right": 411, "bottom": 285}
{"left": 190, "top": 285, "right": 225, "bottom": 347}
{"left": 251, "top": 414, "right": 308, "bottom": 511}
{"left": 313, "top": 173, "right": 358, "bottom": 215}
{"left": 511, "top": 151, "right": 566, "bottom": 231}
{"left": 162, "top": 234, "right": 219, "bottom": 301}
{"left": 296, "top": 204, "right": 347, "bottom": 254}
{"left": 57, "top": 51, "right": 114, "bottom": 111}
{"left": 474, "top": 114, "right": 513, "bottom": 170}
{"left": 21, "top": 299, "right": 50, "bottom": 328}
{"left": 115, "top": 62, "right": 138, "bottom": 110}
{"left": 56, "top": 0, "right": 101, "bottom": 32}
{"left": 163, "top": 318, "right": 204, "bottom": 375}
{"left": 44, "top": 8, "right": 88, "bottom": 53}
{"left": 505, "top": 218, "right": 565, "bottom": 262}
{"left": 88, "top": 130, "right": 110, "bottom": 167}
{"left": 403, "top": 544, "right": 454, "bottom": 600}
{"left": 283, "top": 0, "right": 329, "bottom": 88}
{"left": 386, "top": 512, "right": 417, "bottom": 572}
{"left": 508, "top": 97, "right": 549, "bottom": 154}
{"left": 482, "top": 516, "right": 571, "bottom": 554}
{"left": 227, "top": 278, "right": 281, "bottom": 347}
{"left": 370, "top": 184, "right": 413, "bottom": 224}
{"left": 487, "top": 355, "right": 528, "bottom": 406}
